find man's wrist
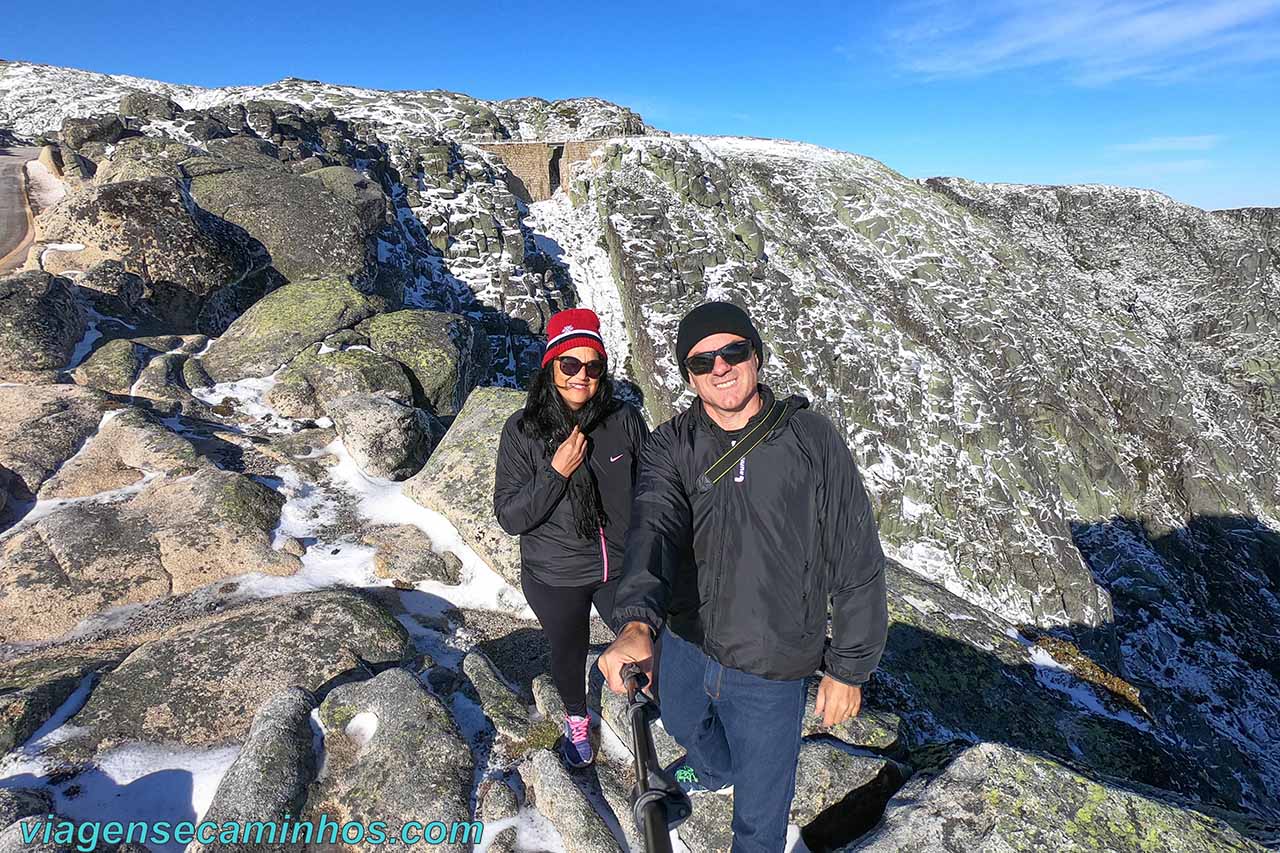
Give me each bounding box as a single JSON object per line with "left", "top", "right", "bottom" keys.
{"left": 820, "top": 669, "right": 865, "bottom": 688}
{"left": 621, "top": 621, "right": 655, "bottom": 640}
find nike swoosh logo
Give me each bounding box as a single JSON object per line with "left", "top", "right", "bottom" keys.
{"left": 610, "top": 454, "right": 625, "bottom": 462}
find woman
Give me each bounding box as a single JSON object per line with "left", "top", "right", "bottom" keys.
{"left": 493, "top": 308, "right": 648, "bottom": 768}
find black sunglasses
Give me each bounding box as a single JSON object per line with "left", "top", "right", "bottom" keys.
{"left": 684, "top": 340, "right": 754, "bottom": 376}
{"left": 554, "top": 355, "right": 606, "bottom": 380}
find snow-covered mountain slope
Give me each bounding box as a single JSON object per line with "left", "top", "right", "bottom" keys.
{"left": 0, "top": 60, "right": 653, "bottom": 143}
{"left": 543, "top": 134, "right": 1280, "bottom": 817}
{"left": 562, "top": 135, "right": 1277, "bottom": 621}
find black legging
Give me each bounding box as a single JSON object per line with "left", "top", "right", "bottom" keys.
{"left": 521, "top": 571, "right": 618, "bottom": 717}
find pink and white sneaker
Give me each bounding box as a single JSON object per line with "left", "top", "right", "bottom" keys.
{"left": 561, "top": 713, "right": 594, "bottom": 768}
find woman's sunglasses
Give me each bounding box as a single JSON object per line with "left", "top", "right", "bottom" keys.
{"left": 555, "top": 355, "right": 606, "bottom": 380}
{"left": 684, "top": 340, "right": 754, "bottom": 376}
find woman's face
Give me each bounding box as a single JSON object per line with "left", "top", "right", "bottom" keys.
{"left": 552, "top": 345, "right": 605, "bottom": 411}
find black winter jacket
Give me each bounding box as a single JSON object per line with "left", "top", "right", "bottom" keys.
{"left": 611, "top": 386, "right": 888, "bottom": 685}
{"left": 494, "top": 402, "right": 649, "bottom": 587}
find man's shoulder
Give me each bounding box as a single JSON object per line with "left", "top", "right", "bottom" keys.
{"left": 786, "top": 406, "right": 865, "bottom": 468}
{"left": 787, "top": 405, "right": 842, "bottom": 445}
{"left": 789, "top": 405, "right": 836, "bottom": 428}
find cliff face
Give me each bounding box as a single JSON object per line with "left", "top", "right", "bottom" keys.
{"left": 560, "top": 136, "right": 1280, "bottom": 816}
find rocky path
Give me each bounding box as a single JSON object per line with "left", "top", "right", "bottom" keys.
{"left": 0, "top": 146, "right": 39, "bottom": 272}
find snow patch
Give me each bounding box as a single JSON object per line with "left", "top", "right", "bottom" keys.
{"left": 0, "top": 671, "right": 238, "bottom": 853}
{"left": 268, "top": 464, "right": 340, "bottom": 546}
{"left": 525, "top": 194, "right": 634, "bottom": 386}
{"left": 477, "top": 808, "right": 566, "bottom": 853}
{"left": 900, "top": 494, "right": 930, "bottom": 522}
{"left": 344, "top": 712, "right": 379, "bottom": 751}
{"left": 448, "top": 691, "right": 494, "bottom": 752}
{"left": 128, "top": 340, "right": 187, "bottom": 399}
{"left": 38, "top": 242, "right": 84, "bottom": 272}
{"left": 0, "top": 410, "right": 163, "bottom": 544}
{"left": 10, "top": 470, "right": 162, "bottom": 532}
{"left": 786, "top": 825, "right": 814, "bottom": 853}
{"left": 309, "top": 707, "right": 329, "bottom": 782}
{"left": 65, "top": 306, "right": 108, "bottom": 370}
{"left": 191, "top": 367, "right": 296, "bottom": 433}
{"left": 325, "top": 440, "right": 531, "bottom": 616}
{"left": 54, "top": 743, "right": 241, "bottom": 853}
{"left": 1004, "top": 626, "right": 1151, "bottom": 731}
{"left": 233, "top": 539, "right": 378, "bottom": 598}
{"left": 0, "top": 674, "right": 95, "bottom": 782}
{"left": 902, "top": 594, "right": 940, "bottom": 615}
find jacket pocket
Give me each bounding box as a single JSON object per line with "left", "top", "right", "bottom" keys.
{"left": 799, "top": 562, "right": 817, "bottom": 639}
{"left": 773, "top": 560, "right": 814, "bottom": 644}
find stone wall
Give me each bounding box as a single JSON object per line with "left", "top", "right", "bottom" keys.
{"left": 476, "top": 139, "right": 609, "bottom": 203}
{"left": 476, "top": 142, "right": 554, "bottom": 203}
{"left": 559, "top": 140, "right": 606, "bottom": 194}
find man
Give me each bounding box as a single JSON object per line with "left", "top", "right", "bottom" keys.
{"left": 598, "top": 301, "right": 888, "bottom": 853}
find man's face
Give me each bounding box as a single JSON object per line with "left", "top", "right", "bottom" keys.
{"left": 686, "top": 333, "right": 759, "bottom": 414}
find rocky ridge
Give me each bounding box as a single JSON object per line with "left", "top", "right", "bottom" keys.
{"left": 0, "top": 60, "right": 654, "bottom": 146}
{"left": 0, "top": 60, "right": 1276, "bottom": 852}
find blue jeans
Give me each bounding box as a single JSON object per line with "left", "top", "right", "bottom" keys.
{"left": 658, "top": 628, "right": 807, "bottom": 853}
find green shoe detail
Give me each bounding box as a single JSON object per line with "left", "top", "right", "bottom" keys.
{"left": 674, "top": 766, "right": 699, "bottom": 784}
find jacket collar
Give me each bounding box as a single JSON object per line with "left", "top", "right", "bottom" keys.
{"left": 692, "top": 384, "right": 808, "bottom": 440}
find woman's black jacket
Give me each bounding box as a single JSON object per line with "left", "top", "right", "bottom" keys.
{"left": 494, "top": 402, "right": 649, "bottom": 587}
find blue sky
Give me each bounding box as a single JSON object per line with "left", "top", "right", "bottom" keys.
{"left": 4, "top": 0, "right": 1278, "bottom": 209}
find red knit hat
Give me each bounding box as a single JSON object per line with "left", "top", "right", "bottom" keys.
{"left": 542, "top": 308, "right": 607, "bottom": 368}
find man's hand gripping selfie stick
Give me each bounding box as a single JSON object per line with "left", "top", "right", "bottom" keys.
{"left": 622, "top": 663, "right": 692, "bottom": 853}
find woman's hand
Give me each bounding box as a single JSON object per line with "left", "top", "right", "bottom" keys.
{"left": 551, "top": 426, "right": 587, "bottom": 478}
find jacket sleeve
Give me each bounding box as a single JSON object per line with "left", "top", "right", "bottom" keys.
{"left": 493, "top": 415, "right": 569, "bottom": 536}
{"left": 626, "top": 405, "right": 651, "bottom": 477}
{"left": 818, "top": 422, "right": 889, "bottom": 686}
{"left": 611, "top": 422, "right": 690, "bottom": 634}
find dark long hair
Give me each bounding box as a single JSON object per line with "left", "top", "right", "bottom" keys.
{"left": 520, "top": 361, "right": 620, "bottom": 539}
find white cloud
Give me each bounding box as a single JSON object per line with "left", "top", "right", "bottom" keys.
{"left": 1108, "top": 135, "right": 1223, "bottom": 152}
{"left": 884, "top": 0, "right": 1280, "bottom": 84}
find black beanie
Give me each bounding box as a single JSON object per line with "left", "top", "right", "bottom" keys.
{"left": 675, "top": 301, "right": 764, "bottom": 381}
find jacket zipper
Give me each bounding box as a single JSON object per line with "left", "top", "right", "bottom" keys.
{"left": 599, "top": 526, "right": 609, "bottom": 582}
{"left": 705, "top": 438, "right": 734, "bottom": 642}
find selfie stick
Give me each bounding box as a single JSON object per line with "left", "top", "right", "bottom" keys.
{"left": 621, "top": 663, "right": 692, "bottom": 853}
